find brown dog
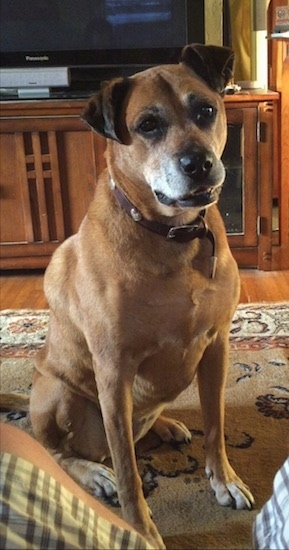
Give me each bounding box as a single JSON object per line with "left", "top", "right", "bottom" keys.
{"left": 29, "top": 44, "right": 254, "bottom": 548}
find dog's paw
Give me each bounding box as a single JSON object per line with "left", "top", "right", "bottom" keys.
{"left": 206, "top": 466, "right": 254, "bottom": 510}
{"left": 152, "top": 415, "right": 192, "bottom": 445}
{"left": 59, "top": 457, "right": 119, "bottom": 504}
{"left": 92, "top": 464, "right": 118, "bottom": 502}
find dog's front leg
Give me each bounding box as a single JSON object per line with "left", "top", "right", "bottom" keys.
{"left": 94, "top": 359, "right": 166, "bottom": 549}
{"left": 197, "top": 330, "right": 254, "bottom": 510}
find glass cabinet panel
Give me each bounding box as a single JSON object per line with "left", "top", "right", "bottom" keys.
{"left": 219, "top": 107, "right": 258, "bottom": 248}
{"left": 219, "top": 122, "right": 243, "bottom": 234}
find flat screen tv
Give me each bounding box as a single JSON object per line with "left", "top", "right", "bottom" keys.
{"left": 0, "top": 0, "right": 205, "bottom": 99}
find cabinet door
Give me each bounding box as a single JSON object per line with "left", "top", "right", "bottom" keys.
{"left": 219, "top": 107, "right": 258, "bottom": 267}
{"left": 0, "top": 116, "right": 106, "bottom": 269}
{"left": 0, "top": 131, "right": 35, "bottom": 245}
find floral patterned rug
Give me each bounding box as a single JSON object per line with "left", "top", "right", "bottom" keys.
{"left": 1, "top": 304, "right": 289, "bottom": 549}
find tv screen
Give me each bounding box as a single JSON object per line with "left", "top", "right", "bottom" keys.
{"left": 0, "top": 0, "right": 205, "bottom": 98}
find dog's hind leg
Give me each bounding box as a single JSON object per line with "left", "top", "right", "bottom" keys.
{"left": 152, "top": 415, "right": 192, "bottom": 444}
{"left": 197, "top": 330, "right": 255, "bottom": 510}
{"left": 30, "top": 372, "right": 119, "bottom": 501}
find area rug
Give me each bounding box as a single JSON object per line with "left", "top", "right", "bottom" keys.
{"left": 1, "top": 304, "right": 289, "bottom": 549}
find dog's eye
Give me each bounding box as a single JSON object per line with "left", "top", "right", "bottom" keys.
{"left": 137, "top": 116, "right": 163, "bottom": 136}
{"left": 194, "top": 105, "right": 216, "bottom": 127}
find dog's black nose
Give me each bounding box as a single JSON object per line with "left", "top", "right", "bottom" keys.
{"left": 179, "top": 153, "right": 213, "bottom": 180}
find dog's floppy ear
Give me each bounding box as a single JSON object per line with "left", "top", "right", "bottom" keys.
{"left": 81, "top": 77, "right": 132, "bottom": 143}
{"left": 180, "top": 44, "right": 235, "bottom": 95}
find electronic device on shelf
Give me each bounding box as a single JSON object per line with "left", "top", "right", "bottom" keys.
{"left": 0, "top": 0, "right": 205, "bottom": 100}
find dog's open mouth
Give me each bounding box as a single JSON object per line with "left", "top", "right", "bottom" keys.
{"left": 155, "top": 186, "right": 221, "bottom": 208}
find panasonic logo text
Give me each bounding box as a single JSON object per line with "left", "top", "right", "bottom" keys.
{"left": 25, "top": 55, "right": 49, "bottom": 62}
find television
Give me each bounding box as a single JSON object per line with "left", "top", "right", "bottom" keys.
{"left": 0, "top": 0, "right": 205, "bottom": 100}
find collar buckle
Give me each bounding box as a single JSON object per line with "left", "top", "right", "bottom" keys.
{"left": 166, "top": 224, "right": 201, "bottom": 240}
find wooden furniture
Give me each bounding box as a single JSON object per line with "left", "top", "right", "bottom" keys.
{"left": 267, "top": 0, "right": 289, "bottom": 269}
{"left": 0, "top": 100, "right": 106, "bottom": 269}
{"left": 278, "top": 53, "right": 289, "bottom": 268}
{"left": 222, "top": 90, "right": 279, "bottom": 270}
{"left": 0, "top": 91, "right": 279, "bottom": 270}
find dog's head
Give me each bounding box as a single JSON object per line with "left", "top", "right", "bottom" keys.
{"left": 82, "top": 44, "right": 234, "bottom": 216}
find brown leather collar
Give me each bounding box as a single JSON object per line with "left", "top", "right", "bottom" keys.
{"left": 111, "top": 181, "right": 217, "bottom": 278}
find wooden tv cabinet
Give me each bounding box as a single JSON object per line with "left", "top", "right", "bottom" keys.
{"left": 0, "top": 91, "right": 280, "bottom": 270}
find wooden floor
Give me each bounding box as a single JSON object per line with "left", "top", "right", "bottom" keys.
{"left": 0, "top": 269, "right": 289, "bottom": 309}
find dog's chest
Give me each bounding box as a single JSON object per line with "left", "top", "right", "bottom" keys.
{"left": 122, "top": 270, "right": 216, "bottom": 343}
{"left": 126, "top": 282, "right": 217, "bottom": 405}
